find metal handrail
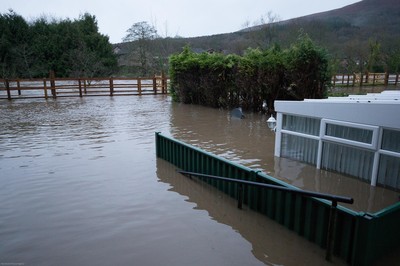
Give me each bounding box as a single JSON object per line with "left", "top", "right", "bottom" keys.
{"left": 178, "top": 170, "right": 354, "bottom": 262}
{"left": 179, "top": 170, "right": 353, "bottom": 204}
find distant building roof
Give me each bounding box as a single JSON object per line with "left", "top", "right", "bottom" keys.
{"left": 274, "top": 90, "right": 400, "bottom": 189}
{"left": 309, "top": 90, "right": 400, "bottom": 103}
{"left": 275, "top": 90, "right": 400, "bottom": 129}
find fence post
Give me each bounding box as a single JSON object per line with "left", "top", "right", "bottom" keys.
{"left": 109, "top": 78, "right": 114, "bottom": 96}
{"left": 346, "top": 74, "right": 350, "bottom": 87}
{"left": 384, "top": 72, "right": 389, "bottom": 86}
{"left": 49, "top": 70, "right": 56, "bottom": 98}
{"left": 396, "top": 74, "right": 399, "bottom": 86}
{"left": 138, "top": 78, "right": 142, "bottom": 95}
{"left": 17, "top": 80, "right": 21, "bottom": 95}
{"left": 153, "top": 75, "right": 157, "bottom": 94}
{"left": 372, "top": 73, "right": 376, "bottom": 86}
{"left": 161, "top": 71, "right": 166, "bottom": 94}
{"left": 78, "top": 79, "right": 83, "bottom": 97}
{"left": 352, "top": 73, "right": 356, "bottom": 87}
{"left": 5, "top": 79, "right": 11, "bottom": 100}
{"left": 332, "top": 75, "right": 336, "bottom": 87}
{"left": 43, "top": 79, "right": 48, "bottom": 99}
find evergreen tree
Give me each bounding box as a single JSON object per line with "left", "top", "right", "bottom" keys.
{"left": 0, "top": 11, "right": 117, "bottom": 79}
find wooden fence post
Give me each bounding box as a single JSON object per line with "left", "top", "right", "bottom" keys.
{"left": 17, "top": 80, "right": 21, "bottom": 95}
{"left": 138, "top": 78, "right": 142, "bottom": 95}
{"left": 49, "top": 70, "right": 56, "bottom": 98}
{"left": 384, "top": 72, "right": 389, "bottom": 86}
{"left": 43, "top": 79, "right": 48, "bottom": 99}
{"left": 109, "top": 78, "right": 114, "bottom": 96}
{"left": 161, "top": 71, "right": 166, "bottom": 94}
{"left": 395, "top": 74, "right": 399, "bottom": 86}
{"left": 5, "top": 79, "right": 11, "bottom": 100}
{"left": 153, "top": 75, "right": 157, "bottom": 94}
{"left": 78, "top": 79, "right": 83, "bottom": 97}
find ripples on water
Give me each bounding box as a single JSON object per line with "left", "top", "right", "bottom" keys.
{"left": 0, "top": 96, "right": 267, "bottom": 266}
{"left": 168, "top": 103, "right": 399, "bottom": 213}
{"left": 0, "top": 96, "right": 395, "bottom": 265}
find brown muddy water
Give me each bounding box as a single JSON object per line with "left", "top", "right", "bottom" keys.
{"left": 0, "top": 95, "right": 397, "bottom": 265}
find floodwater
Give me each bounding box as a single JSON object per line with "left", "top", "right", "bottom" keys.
{"left": 0, "top": 95, "right": 396, "bottom": 265}
{"left": 168, "top": 102, "right": 399, "bottom": 213}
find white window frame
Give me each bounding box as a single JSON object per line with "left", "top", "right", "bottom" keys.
{"left": 276, "top": 113, "right": 400, "bottom": 187}
{"left": 321, "top": 119, "right": 379, "bottom": 150}
{"left": 280, "top": 129, "right": 320, "bottom": 141}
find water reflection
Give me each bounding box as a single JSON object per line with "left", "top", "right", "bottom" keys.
{"left": 170, "top": 102, "right": 275, "bottom": 170}
{"left": 156, "top": 158, "right": 345, "bottom": 266}
{"left": 169, "top": 102, "right": 399, "bottom": 212}
{"left": 0, "top": 95, "right": 398, "bottom": 266}
{"left": 0, "top": 96, "right": 264, "bottom": 266}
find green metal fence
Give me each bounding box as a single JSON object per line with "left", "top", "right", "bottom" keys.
{"left": 155, "top": 132, "right": 400, "bottom": 265}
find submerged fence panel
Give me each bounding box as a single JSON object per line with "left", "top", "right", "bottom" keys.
{"left": 155, "top": 132, "right": 400, "bottom": 265}
{"left": 351, "top": 203, "right": 400, "bottom": 265}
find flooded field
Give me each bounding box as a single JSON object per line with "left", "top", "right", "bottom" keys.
{"left": 0, "top": 95, "right": 397, "bottom": 265}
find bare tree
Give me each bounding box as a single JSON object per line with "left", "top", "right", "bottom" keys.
{"left": 123, "top": 21, "right": 158, "bottom": 75}
{"left": 241, "top": 11, "right": 281, "bottom": 49}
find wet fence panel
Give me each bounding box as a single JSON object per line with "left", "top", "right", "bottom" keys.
{"left": 155, "top": 132, "right": 400, "bottom": 265}
{"left": 0, "top": 76, "right": 169, "bottom": 100}
{"left": 331, "top": 73, "right": 400, "bottom": 87}
{"left": 351, "top": 203, "right": 400, "bottom": 265}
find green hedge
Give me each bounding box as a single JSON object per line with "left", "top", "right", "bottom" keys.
{"left": 169, "top": 34, "right": 329, "bottom": 112}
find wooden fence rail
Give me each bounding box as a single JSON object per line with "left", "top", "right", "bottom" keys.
{"left": 0, "top": 75, "right": 169, "bottom": 100}
{"left": 332, "top": 73, "right": 400, "bottom": 87}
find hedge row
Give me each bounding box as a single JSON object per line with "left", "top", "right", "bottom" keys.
{"left": 169, "top": 34, "right": 330, "bottom": 113}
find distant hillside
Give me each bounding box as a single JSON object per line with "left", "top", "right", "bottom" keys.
{"left": 115, "top": 0, "right": 400, "bottom": 74}
{"left": 305, "top": 0, "right": 399, "bottom": 24}
{"left": 283, "top": 0, "right": 400, "bottom": 50}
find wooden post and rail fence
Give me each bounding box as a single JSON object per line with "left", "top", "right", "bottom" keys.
{"left": 0, "top": 73, "right": 169, "bottom": 100}
{"left": 331, "top": 72, "right": 400, "bottom": 87}
{"left": 2, "top": 72, "right": 398, "bottom": 100}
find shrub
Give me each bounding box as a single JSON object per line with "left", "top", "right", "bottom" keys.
{"left": 169, "top": 34, "right": 329, "bottom": 113}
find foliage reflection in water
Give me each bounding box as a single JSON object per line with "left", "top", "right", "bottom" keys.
{"left": 0, "top": 96, "right": 396, "bottom": 266}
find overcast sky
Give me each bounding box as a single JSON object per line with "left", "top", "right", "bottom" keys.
{"left": 2, "top": 0, "right": 361, "bottom": 44}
